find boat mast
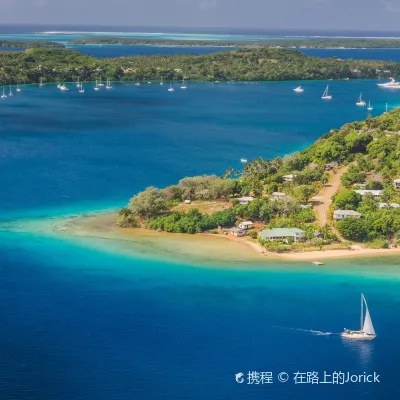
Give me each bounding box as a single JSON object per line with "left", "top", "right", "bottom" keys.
{"left": 361, "top": 293, "right": 364, "bottom": 331}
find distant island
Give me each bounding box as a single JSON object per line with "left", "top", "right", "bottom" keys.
{"left": 118, "top": 109, "right": 400, "bottom": 254}
{"left": 69, "top": 37, "right": 400, "bottom": 49}
{"left": 1, "top": 47, "right": 400, "bottom": 85}
{"left": 0, "top": 40, "right": 65, "bottom": 49}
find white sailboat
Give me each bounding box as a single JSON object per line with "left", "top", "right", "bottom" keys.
{"left": 98, "top": 77, "right": 104, "bottom": 87}
{"left": 94, "top": 80, "right": 100, "bottom": 91}
{"left": 181, "top": 79, "right": 187, "bottom": 89}
{"left": 356, "top": 92, "right": 366, "bottom": 106}
{"left": 321, "top": 85, "right": 332, "bottom": 100}
{"left": 367, "top": 101, "right": 373, "bottom": 111}
{"left": 134, "top": 82, "right": 141, "bottom": 86}
{"left": 8, "top": 85, "right": 13, "bottom": 97}
{"left": 341, "top": 294, "right": 376, "bottom": 341}
{"left": 60, "top": 83, "right": 69, "bottom": 91}
{"left": 160, "top": 78, "right": 164, "bottom": 86}
{"left": 16, "top": 82, "right": 21, "bottom": 92}
{"left": 76, "top": 77, "right": 80, "bottom": 88}
{"left": 1, "top": 86, "right": 7, "bottom": 99}
{"left": 168, "top": 82, "right": 175, "bottom": 92}
{"left": 240, "top": 158, "right": 248, "bottom": 163}
{"left": 39, "top": 77, "right": 44, "bottom": 87}
{"left": 79, "top": 83, "right": 85, "bottom": 93}
{"left": 294, "top": 85, "right": 304, "bottom": 93}
{"left": 105, "top": 79, "right": 113, "bottom": 89}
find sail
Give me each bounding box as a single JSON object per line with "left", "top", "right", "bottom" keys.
{"left": 363, "top": 308, "right": 375, "bottom": 335}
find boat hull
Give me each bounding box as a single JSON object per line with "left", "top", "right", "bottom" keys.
{"left": 341, "top": 330, "right": 376, "bottom": 340}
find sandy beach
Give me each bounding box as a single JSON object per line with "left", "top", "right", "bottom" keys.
{"left": 9, "top": 210, "right": 400, "bottom": 264}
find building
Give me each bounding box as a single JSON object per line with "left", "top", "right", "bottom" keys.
{"left": 380, "top": 203, "right": 400, "bottom": 209}
{"left": 271, "top": 192, "right": 287, "bottom": 200}
{"left": 184, "top": 199, "right": 191, "bottom": 204}
{"left": 354, "top": 190, "right": 382, "bottom": 199}
{"left": 230, "top": 227, "right": 246, "bottom": 237}
{"left": 239, "top": 196, "right": 254, "bottom": 205}
{"left": 238, "top": 221, "right": 253, "bottom": 230}
{"left": 283, "top": 174, "right": 296, "bottom": 182}
{"left": 258, "top": 228, "right": 305, "bottom": 243}
{"left": 333, "top": 210, "right": 362, "bottom": 220}
{"left": 394, "top": 179, "right": 400, "bottom": 189}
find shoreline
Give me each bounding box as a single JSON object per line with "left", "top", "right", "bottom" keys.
{"left": 7, "top": 210, "right": 400, "bottom": 263}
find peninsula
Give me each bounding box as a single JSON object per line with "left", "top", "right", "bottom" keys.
{"left": 117, "top": 109, "right": 400, "bottom": 255}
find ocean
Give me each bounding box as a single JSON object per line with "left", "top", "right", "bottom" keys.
{"left": 0, "top": 29, "right": 399, "bottom": 399}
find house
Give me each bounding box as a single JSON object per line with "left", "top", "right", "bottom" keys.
{"left": 271, "top": 192, "right": 287, "bottom": 200}
{"left": 380, "top": 202, "right": 400, "bottom": 209}
{"left": 184, "top": 199, "right": 191, "bottom": 204}
{"left": 238, "top": 221, "right": 253, "bottom": 230}
{"left": 333, "top": 210, "right": 362, "bottom": 220}
{"left": 230, "top": 227, "right": 246, "bottom": 237}
{"left": 283, "top": 174, "right": 296, "bottom": 182}
{"left": 394, "top": 179, "right": 400, "bottom": 189}
{"left": 354, "top": 190, "right": 382, "bottom": 199}
{"left": 258, "top": 228, "right": 306, "bottom": 243}
{"left": 239, "top": 196, "right": 254, "bottom": 205}
{"left": 325, "top": 162, "right": 338, "bottom": 171}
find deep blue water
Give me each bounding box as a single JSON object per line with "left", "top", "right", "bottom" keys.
{"left": 0, "top": 74, "right": 399, "bottom": 398}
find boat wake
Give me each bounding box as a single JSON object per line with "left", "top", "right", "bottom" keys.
{"left": 273, "top": 326, "right": 336, "bottom": 336}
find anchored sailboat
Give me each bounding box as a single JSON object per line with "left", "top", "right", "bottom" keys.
{"left": 168, "top": 82, "right": 175, "bottom": 92}
{"left": 181, "top": 79, "right": 187, "bottom": 89}
{"left": 367, "top": 101, "right": 373, "bottom": 111}
{"left": 356, "top": 92, "right": 366, "bottom": 106}
{"left": 294, "top": 85, "right": 304, "bottom": 93}
{"left": 105, "top": 79, "right": 113, "bottom": 89}
{"left": 321, "top": 85, "right": 332, "bottom": 100}
{"left": 76, "top": 77, "right": 80, "bottom": 88}
{"left": 79, "top": 83, "right": 85, "bottom": 93}
{"left": 94, "top": 80, "right": 100, "bottom": 91}
{"left": 16, "top": 82, "right": 21, "bottom": 92}
{"left": 8, "top": 85, "right": 13, "bottom": 97}
{"left": 341, "top": 294, "right": 376, "bottom": 340}
{"left": 1, "top": 85, "right": 7, "bottom": 99}
{"left": 39, "top": 77, "right": 44, "bottom": 87}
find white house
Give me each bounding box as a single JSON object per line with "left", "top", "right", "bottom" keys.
{"left": 259, "top": 228, "right": 305, "bottom": 243}
{"left": 354, "top": 190, "right": 382, "bottom": 199}
{"left": 394, "top": 179, "right": 400, "bottom": 189}
{"left": 239, "top": 196, "right": 254, "bottom": 205}
{"left": 271, "top": 192, "right": 287, "bottom": 200}
{"left": 230, "top": 227, "right": 246, "bottom": 237}
{"left": 238, "top": 221, "right": 253, "bottom": 230}
{"left": 283, "top": 174, "right": 296, "bottom": 182}
{"left": 380, "top": 202, "right": 400, "bottom": 209}
{"left": 353, "top": 183, "right": 367, "bottom": 189}
{"left": 333, "top": 210, "right": 362, "bottom": 220}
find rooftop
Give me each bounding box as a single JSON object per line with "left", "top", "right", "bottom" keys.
{"left": 259, "top": 228, "right": 305, "bottom": 238}
{"left": 333, "top": 210, "right": 362, "bottom": 216}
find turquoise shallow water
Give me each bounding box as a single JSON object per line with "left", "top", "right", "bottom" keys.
{"left": 0, "top": 71, "right": 400, "bottom": 397}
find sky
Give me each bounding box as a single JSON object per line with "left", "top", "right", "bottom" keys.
{"left": 0, "top": 0, "right": 400, "bottom": 32}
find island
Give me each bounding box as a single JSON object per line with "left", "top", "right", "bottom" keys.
{"left": 115, "top": 109, "right": 400, "bottom": 256}
{"left": 1, "top": 47, "right": 400, "bottom": 84}
{"left": 69, "top": 37, "right": 400, "bottom": 49}
{"left": 0, "top": 40, "right": 65, "bottom": 49}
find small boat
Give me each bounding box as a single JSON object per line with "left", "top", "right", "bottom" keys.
{"left": 79, "top": 83, "right": 85, "bottom": 93}
{"left": 377, "top": 77, "right": 400, "bottom": 89}
{"left": 135, "top": 82, "right": 141, "bottom": 86}
{"left": 98, "top": 77, "right": 105, "bottom": 87}
{"left": 240, "top": 158, "right": 248, "bottom": 163}
{"left": 321, "top": 85, "right": 332, "bottom": 100}
{"left": 356, "top": 92, "right": 366, "bottom": 106}
{"left": 147, "top": 80, "right": 152, "bottom": 84}
{"left": 344, "top": 77, "right": 350, "bottom": 81}
{"left": 312, "top": 261, "right": 324, "bottom": 266}
{"left": 39, "top": 77, "right": 44, "bottom": 87}
{"left": 160, "top": 78, "right": 164, "bottom": 86}
{"left": 1, "top": 86, "right": 7, "bottom": 99}
{"left": 16, "top": 83, "right": 21, "bottom": 92}
{"left": 59, "top": 84, "right": 69, "bottom": 91}
{"left": 367, "top": 101, "right": 373, "bottom": 111}
{"left": 341, "top": 294, "right": 376, "bottom": 340}
{"left": 8, "top": 85, "right": 13, "bottom": 97}
{"left": 181, "top": 79, "right": 187, "bottom": 89}
{"left": 105, "top": 79, "right": 113, "bottom": 89}
{"left": 76, "top": 77, "right": 80, "bottom": 88}
{"left": 94, "top": 80, "right": 100, "bottom": 91}
{"left": 293, "top": 85, "right": 304, "bottom": 93}
{"left": 168, "top": 83, "right": 175, "bottom": 92}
